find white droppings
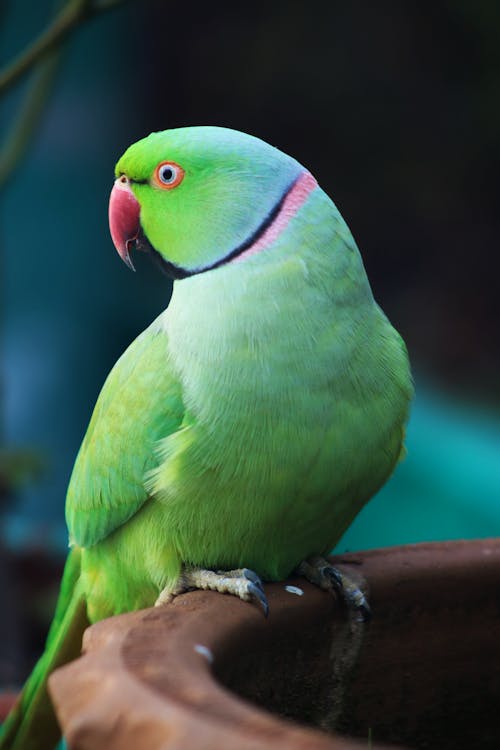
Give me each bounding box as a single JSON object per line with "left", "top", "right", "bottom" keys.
{"left": 285, "top": 585, "right": 304, "bottom": 596}
{"left": 194, "top": 644, "right": 214, "bottom": 663}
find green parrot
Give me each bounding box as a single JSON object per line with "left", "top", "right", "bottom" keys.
{"left": 1, "top": 126, "right": 412, "bottom": 749}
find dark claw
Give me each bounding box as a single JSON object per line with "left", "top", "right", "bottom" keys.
{"left": 243, "top": 568, "right": 264, "bottom": 590}
{"left": 248, "top": 582, "right": 269, "bottom": 617}
{"left": 323, "top": 566, "right": 343, "bottom": 588}
{"left": 357, "top": 601, "right": 372, "bottom": 623}
{"left": 323, "top": 565, "right": 371, "bottom": 624}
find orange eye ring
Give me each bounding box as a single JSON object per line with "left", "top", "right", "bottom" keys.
{"left": 153, "top": 161, "right": 185, "bottom": 190}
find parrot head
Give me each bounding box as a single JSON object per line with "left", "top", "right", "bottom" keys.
{"left": 109, "top": 126, "right": 317, "bottom": 278}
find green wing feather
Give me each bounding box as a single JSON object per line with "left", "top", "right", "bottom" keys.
{"left": 66, "top": 316, "right": 185, "bottom": 548}
{"left": 0, "top": 549, "right": 87, "bottom": 750}
{"left": 1, "top": 320, "right": 185, "bottom": 750}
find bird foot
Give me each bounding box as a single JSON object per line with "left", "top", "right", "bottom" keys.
{"left": 296, "top": 556, "right": 371, "bottom": 622}
{"left": 155, "top": 566, "right": 269, "bottom": 616}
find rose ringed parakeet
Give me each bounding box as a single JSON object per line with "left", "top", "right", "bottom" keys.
{"left": 1, "top": 126, "right": 413, "bottom": 750}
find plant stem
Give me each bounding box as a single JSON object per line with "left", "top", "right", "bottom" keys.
{"left": 0, "top": 0, "right": 130, "bottom": 96}
{"left": 0, "top": 51, "right": 61, "bottom": 190}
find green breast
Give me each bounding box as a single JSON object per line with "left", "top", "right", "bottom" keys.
{"left": 145, "top": 187, "right": 412, "bottom": 578}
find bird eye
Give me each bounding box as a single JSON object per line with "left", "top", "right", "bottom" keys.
{"left": 154, "top": 161, "right": 185, "bottom": 189}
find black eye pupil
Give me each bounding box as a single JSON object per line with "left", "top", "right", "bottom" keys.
{"left": 161, "top": 167, "right": 174, "bottom": 182}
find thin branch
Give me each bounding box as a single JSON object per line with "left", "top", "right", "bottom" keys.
{"left": 0, "top": 0, "right": 130, "bottom": 95}
{"left": 0, "top": 51, "right": 61, "bottom": 189}
{"left": 0, "top": 0, "right": 87, "bottom": 95}
{"left": 0, "top": 0, "right": 132, "bottom": 187}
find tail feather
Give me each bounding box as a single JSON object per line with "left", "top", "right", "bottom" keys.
{"left": 0, "top": 548, "right": 88, "bottom": 750}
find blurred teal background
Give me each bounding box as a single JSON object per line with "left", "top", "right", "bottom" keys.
{"left": 1, "top": 0, "right": 499, "bottom": 684}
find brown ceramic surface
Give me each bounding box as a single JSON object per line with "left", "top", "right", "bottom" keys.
{"left": 48, "top": 539, "right": 500, "bottom": 749}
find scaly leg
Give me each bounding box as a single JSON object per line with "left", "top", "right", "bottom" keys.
{"left": 155, "top": 566, "right": 269, "bottom": 616}
{"left": 297, "top": 556, "right": 371, "bottom": 622}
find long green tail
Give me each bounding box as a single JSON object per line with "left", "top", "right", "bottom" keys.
{"left": 0, "top": 547, "right": 88, "bottom": 750}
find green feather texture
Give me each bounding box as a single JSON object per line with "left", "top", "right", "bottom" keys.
{"left": 1, "top": 126, "right": 413, "bottom": 749}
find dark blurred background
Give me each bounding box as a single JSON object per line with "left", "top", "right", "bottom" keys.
{"left": 1, "top": 0, "right": 499, "bottom": 685}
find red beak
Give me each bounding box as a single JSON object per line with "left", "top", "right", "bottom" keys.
{"left": 108, "top": 178, "right": 141, "bottom": 271}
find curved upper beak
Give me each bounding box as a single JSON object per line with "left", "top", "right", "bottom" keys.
{"left": 108, "top": 177, "right": 141, "bottom": 271}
